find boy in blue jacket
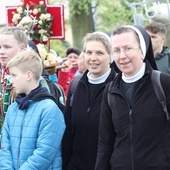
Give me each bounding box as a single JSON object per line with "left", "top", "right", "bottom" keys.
{"left": 0, "top": 49, "right": 66, "bottom": 170}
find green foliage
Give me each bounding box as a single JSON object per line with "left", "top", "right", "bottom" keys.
{"left": 69, "top": 0, "right": 92, "bottom": 16}
{"left": 50, "top": 40, "right": 67, "bottom": 58}
{"left": 124, "top": 0, "right": 141, "bottom": 3}
{"left": 96, "top": 0, "right": 134, "bottom": 32}
{"left": 50, "top": 0, "right": 148, "bottom": 48}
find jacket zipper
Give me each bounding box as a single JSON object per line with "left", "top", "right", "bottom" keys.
{"left": 129, "top": 109, "right": 134, "bottom": 170}
{"left": 17, "top": 117, "right": 25, "bottom": 169}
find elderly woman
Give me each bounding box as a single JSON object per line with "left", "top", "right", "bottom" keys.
{"left": 95, "top": 25, "right": 170, "bottom": 170}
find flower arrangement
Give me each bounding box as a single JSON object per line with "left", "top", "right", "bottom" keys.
{"left": 36, "top": 43, "right": 63, "bottom": 68}
{"left": 12, "top": 1, "right": 53, "bottom": 43}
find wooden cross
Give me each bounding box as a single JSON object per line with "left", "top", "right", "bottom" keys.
{"left": 6, "top": 0, "right": 65, "bottom": 40}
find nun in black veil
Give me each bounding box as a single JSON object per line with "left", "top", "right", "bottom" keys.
{"left": 111, "top": 24, "right": 158, "bottom": 72}
{"left": 95, "top": 25, "right": 170, "bottom": 170}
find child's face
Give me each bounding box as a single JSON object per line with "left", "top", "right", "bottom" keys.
{"left": 0, "top": 34, "right": 24, "bottom": 66}
{"left": 9, "top": 66, "right": 29, "bottom": 95}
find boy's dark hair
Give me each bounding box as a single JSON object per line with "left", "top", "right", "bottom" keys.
{"left": 144, "top": 21, "right": 167, "bottom": 35}
{"left": 66, "top": 47, "right": 81, "bottom": 57}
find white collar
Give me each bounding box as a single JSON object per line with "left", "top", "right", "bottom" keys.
{"left": 87, "top": 69, "right": 111, "bottom": 84}
{"left": 122, "top": 63, "right": 146, "bottom": 83}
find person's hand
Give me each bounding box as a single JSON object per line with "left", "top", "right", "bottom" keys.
{"left": 56, "top": 60, "right": 78, "bottom": 72}
{"left": 61, "top": 60, "right": 73, "bottom": 72}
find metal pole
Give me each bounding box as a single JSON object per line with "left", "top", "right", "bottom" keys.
{"left": 166, "top": 0, "right": 170, "bottom": 21}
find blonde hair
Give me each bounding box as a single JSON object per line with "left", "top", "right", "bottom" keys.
{"left": 7, "top": 49, "right": 43, "bottom": 80}
{"left": 83, "top": 32, "right": 112, "bottom": 55}
{"left": 0, "top": 26, "right": 27, "bottom": 46}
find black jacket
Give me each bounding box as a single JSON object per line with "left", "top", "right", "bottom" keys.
{"left": 95, "top": 63, "right": 170, "bottom": 170}
{"left": 62, "top": 68, "right": 117, "bottom": 170}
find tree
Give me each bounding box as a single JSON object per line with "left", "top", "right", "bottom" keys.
{"left": 68, "top": 0, "right": 142, "bottom": 49}
{"left": 68, "top": 0, "right": 96, "bottom": 50}
{"left": 49, "top": 0, "right": 170, "bottom": 54}
{"left": 49, "top": 0, "right": 143, "bottom": 50}
{"left": 96, "top": 0, "right": 134, "bottom": 32}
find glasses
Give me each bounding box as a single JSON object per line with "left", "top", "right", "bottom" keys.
{"left": 113, "top": 47, "right": 139, "bottom": 56}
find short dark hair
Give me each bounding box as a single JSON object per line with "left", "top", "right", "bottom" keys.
{"left": 66, "top": 47, "right": 81, "bottom": 57}
{"left": 144, "top": 21, "right": 167, "bottom": 35}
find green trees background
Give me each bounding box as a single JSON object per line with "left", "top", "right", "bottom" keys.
{"left": 68, "top": 0, "right": 137, "bottom": 49}
{"left": 50, "top": 0, "right": 147, "bottom": 56}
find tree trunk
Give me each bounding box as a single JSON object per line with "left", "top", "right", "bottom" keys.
{"left": 70, "top": 3, "right": 95, "bottom": 50}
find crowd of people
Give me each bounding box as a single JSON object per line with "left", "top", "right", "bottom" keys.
{"left": 0, "top": 20, "right": 170, "bottom": 170}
